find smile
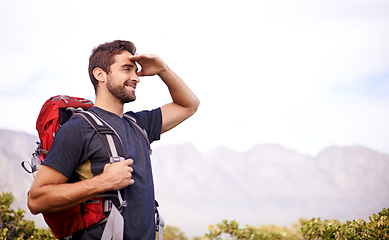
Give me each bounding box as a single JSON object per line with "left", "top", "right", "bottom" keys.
{"left": 125, "top": 83, "right": 136, "bottom": 90}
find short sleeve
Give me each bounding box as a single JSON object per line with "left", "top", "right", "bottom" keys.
{"left": 125, "top": 108, "right": 162, "bottom": 144}
{"left": 42, "top": 116, "right": 88, "bottom": 179}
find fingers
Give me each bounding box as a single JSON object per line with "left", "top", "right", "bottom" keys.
{"left": 128, "top": 54, "right": 166, "bottom": 76}
{"left": 128, "top": 54, "right": 147, "bottom": 64}
{"left": 129, "top": 53, "right": 156, "bottom": 61}
{"left": 122, "top": 160, "right": 135, "bottom": 186}
{"left": 123, "top": 158, "right": 134, "bottom": 167}
{"left": 129, "top": 179, "right": 135, "bottom": 185}
{"left": 102, "top": 158, "right": 135, "bottom": 190}
{"left": 123, "top": 159, "right": 134, "bottom": 173}
{"left": 136, "top": 69, "right": 146, "bottom": 77}
{"left": 122, "top": 159, "right": 135, "bottom": 181}
{"left": 128, "top": 54, "right": 140, "bottom": 62}
{"left": 128, "top": 54, "right": 147, "bottom": 76}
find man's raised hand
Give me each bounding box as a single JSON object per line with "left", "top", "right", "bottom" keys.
{"left": 129, "top": 54, "right": 167, "bottom": 77}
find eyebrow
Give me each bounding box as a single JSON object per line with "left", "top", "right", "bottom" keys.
{"left": 121, "top": 63, "right": 138, "bottom": 72}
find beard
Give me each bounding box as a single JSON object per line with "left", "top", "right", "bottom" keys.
{"left": 106, "top": 76, "right": 136, "bottom": 104}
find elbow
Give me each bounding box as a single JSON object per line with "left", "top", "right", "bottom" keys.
{"left": 27, "top": 192, "right": 43, "bottom": 215}
{"left": 29, "top": 209, "right": 40, "bottom": 215}
{"left": 27, "top": 199, "right": 40, "bottom": 215}
{"left": 190, "top": 96, "right": 200, "bottom": 115}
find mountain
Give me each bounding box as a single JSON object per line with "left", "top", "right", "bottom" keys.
{"left": 1, "top": 129, "right": 388, "bottom": 237}
{"left": 0, "top": 129, "right": 46, "bottom": 227}
{"left": 151, "top": 143, "right": 389, "bottom": 237}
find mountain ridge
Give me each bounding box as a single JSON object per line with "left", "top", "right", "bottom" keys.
{"left": 1, "top": 129, "right": 388, "bottom": 237}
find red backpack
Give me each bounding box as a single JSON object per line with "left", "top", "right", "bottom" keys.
{"left": 23, "top": 95, "right": 125, "bottom": 239}
{"left": 35, "top": 95, "right": 94, "bottom": 158}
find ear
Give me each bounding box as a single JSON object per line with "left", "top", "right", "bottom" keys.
{"left": 93, "top": 67, "right": 107, "bottom": 83}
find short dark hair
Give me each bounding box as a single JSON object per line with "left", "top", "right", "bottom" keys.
{"left": 88, "top": 40, "right": 137, "bottom": 91}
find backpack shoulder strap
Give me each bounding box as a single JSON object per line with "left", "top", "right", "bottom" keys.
{"left": 72, "top": 109, "right": 127, "bottom": 240}
{"left": 123, "top": 113, "right": 152, "bottom": 155}
{"left": 72, "top": 109, "right": 124, "bottom": 162}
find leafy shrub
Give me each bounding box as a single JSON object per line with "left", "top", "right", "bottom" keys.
{"left": 205, "top": 219, "right": 301, "bottom": 240}
{"left": 2, "top": 190, "right": 388, "bottom": 240}
{"left": 299, "top": 217, "right": 341, "bottom": 239}
{"left": 204, "top": 208, "right": 389, "bottom": 240}
{"left": 0, "top": 191, "right": 55, "bottom": 240}
{"left": 300, "top": 208, "right": 389, "bottom": 239}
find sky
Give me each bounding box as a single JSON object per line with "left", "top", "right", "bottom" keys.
{"left": 1, "top": 0, "right": 389, "bottom": 156}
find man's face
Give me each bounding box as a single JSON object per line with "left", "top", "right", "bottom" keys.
{"left": 106, "top": 51, "right": 140, "bottom": 103}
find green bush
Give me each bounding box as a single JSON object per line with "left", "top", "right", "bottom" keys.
{"left": 0, "top": 191, "right": 55, "bottom": 240}
{"left": 204, "top": 208, "right": 389, "bottom": 240}
{"left": 299, "top": 217, "right": 342, "bottom": 239}
{"left": 300, "top": 208, "right": 389, "bottom": 239}
{"left": 204, "top": 219, "right": 301, "bottom": 240}
{"left": 2, "top": 190, "right": 388, "bottom": 240}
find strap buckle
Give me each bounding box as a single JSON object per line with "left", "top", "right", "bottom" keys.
{"left": 110, "top": 156, "right": 125, "bottom": 163}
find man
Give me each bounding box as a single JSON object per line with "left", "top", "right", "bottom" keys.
{"left": 27, "top": 40, "right": 200, "bottom": 239}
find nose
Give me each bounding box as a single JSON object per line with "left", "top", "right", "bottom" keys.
{"left": 131, "top": 76, "right": 140, "bottom": 83}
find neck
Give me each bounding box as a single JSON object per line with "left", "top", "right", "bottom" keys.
{"left": 94, "top": 93, "right": 124, "bottom": 118}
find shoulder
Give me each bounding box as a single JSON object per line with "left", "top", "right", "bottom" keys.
{"left": 52, "top": 110, "right": 102, "bottom": 147}
{"left": 56, "top": 113, "right": 91, "bottom": 135}
{"left": 126, "top": 108, "right": 162, "bottom": 121}
{"left": 124, "top": 108, "right": 162, "bottom": 143}
{"left": 125, "top": 108, "right": 162, "bottom": 128}
{"left": 43, "top": 115, "right": 92, "bottom": 179}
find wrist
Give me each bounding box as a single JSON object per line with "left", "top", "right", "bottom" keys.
{"left": 86, "top": 173, "right": 113, "bottom": 193}
{"left": 157, "top": 64, "right": 171, "bottom": 78}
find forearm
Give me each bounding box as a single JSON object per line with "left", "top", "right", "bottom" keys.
{"left": 28, "top": 171, "right": 111, "bottom": 214}
{"left": 158, "top": 65, "right": 200, "bottom": 112}
{"left": 28, "top": 160, "right": 133, "bottom": 214}
{"left": 131, "top": 53, "right": 200, "bottom": 132}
